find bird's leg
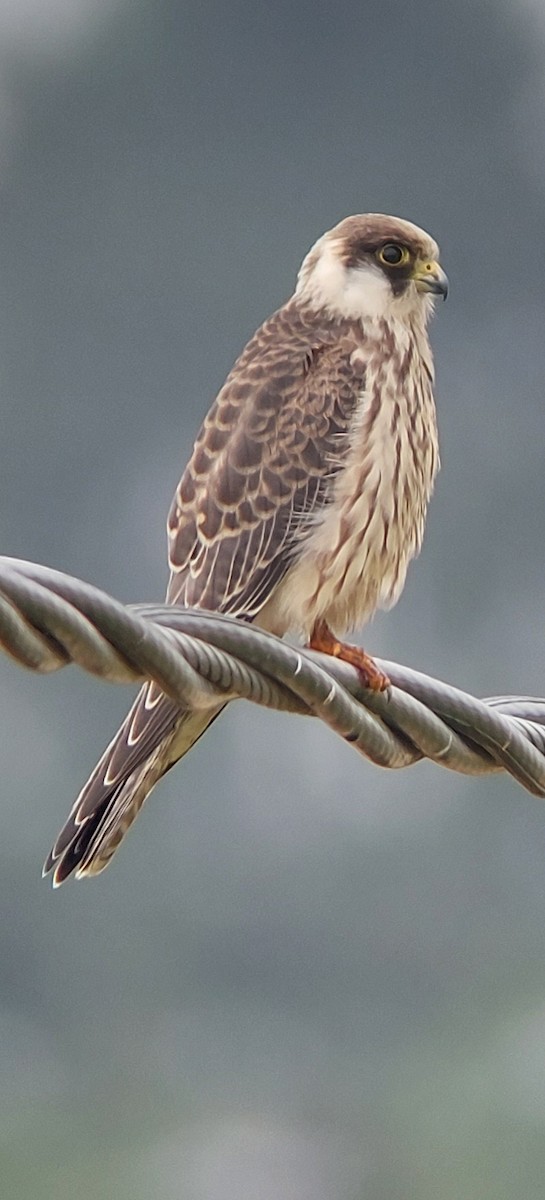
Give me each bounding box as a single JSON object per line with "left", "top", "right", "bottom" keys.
{"left": 307, "top": 619, "right": 390, "bottom": 692}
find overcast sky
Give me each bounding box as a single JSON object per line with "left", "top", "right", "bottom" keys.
{"left": 2, "top": 3, "right": 545, "bottom": 1198}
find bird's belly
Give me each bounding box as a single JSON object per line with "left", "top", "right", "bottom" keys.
{"left": 262, "top": 507, "right": 416, "bottom": 639}
{"left": 259, "top": 405, "right": 437, "bottom": 640}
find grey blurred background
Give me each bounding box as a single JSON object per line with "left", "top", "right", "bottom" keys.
{"left": 1, "top": 1, "right": 545, "bottom": 1196}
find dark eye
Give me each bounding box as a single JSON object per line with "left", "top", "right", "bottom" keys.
{"left": 377, "top": 243, "right": 409, "bottom": 267}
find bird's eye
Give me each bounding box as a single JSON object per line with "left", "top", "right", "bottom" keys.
{"left": 378, "top": 243, "right": 409, "bottom": 267}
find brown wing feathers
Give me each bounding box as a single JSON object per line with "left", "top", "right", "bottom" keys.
{"left": 167, "top": 301, "right": 363, "bottom": 618}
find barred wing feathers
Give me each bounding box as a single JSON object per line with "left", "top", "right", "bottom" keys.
{"left": 167, "top": 302, "right": 363, "bottom": 615}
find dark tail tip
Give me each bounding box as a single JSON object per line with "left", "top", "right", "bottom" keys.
{"left": 44, "top": 795, "right": 112, "bottom": 886}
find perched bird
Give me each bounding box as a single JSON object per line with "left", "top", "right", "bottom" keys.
{"left": 45, "top": 213, "right": 448, "bottom": 884}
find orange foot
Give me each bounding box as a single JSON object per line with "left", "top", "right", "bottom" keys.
{"left": 307, "top": 619, "right": 390, "bottom": 693}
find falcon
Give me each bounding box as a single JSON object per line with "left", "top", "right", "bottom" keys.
{"left": 45, "top": 213, "right": 448, "bottom": 884}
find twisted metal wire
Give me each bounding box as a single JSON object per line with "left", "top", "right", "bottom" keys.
{"left": 0, "top": 555, "right": 544, "bottom": 798}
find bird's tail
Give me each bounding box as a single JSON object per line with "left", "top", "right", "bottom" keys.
{"left": 44, "top": 686, "right": 224, "bottom": 885}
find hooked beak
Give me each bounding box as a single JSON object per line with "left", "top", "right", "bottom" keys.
{"left": 412, "top": 259, "right": 449, "bottom": 300}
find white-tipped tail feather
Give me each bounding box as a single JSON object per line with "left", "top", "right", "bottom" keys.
{"left": 44, "top": 689, "right": 223, "bottom": 884}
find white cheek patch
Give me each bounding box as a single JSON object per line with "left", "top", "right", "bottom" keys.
{"left": 342, "top": 264, "right": 392, "bottom": 319}
{"left": 297, "top": 241, "right": 394, "bottom": 321}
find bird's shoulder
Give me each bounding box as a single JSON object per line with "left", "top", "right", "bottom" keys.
{"left": 173, "top": 299, "right": 364, "bottom": 493}
{"left": 166, "top": 299, "right": 366, "bottom": 598}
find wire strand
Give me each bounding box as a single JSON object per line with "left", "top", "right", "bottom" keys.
{"left": 0, "top": 556, "right": 544, "bottom": 797}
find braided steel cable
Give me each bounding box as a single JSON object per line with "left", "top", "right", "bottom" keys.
{"left": 0, "top": 555, "right": 544, "bottom": 798}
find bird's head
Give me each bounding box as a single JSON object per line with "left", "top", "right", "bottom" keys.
{"left": 296, "top": 214, "right": 448, "bottom": 323}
